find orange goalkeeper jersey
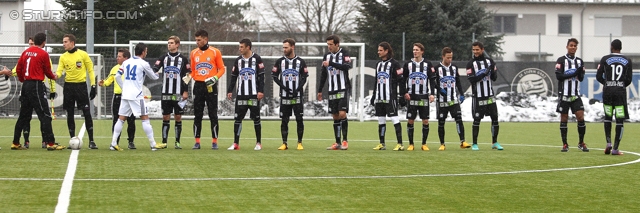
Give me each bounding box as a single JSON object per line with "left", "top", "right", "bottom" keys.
{"left": 190, "top": 46, "right": 225, "bottom": 82}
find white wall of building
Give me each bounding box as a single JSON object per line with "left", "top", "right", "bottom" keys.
{"left": 483, "top": 2, "right": 640, "bottom": 62}
{"left": 0, "top": 0, "right": 27, "bottom": 54}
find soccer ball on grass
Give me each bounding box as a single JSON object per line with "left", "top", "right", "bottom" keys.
{"left": 69, "top": 137, "right": 83, "bottom": 150}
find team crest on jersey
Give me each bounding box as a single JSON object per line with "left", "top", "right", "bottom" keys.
{"left": 165, "top": 66, "right": 181, "bottom": 79}
{"left": 510, "top": 68, "right": 554, "bottom": 97}
{"left": 207, "top": 57, "right": 211, "bottom": 62}
{"left": 409, "top": 72, "right": 427, "bottom": 85}
{"left": 240, "top": 68, "right": 255, "bottom": 80}
{"left": 440, "top": 76, "right": 456, "bottom": 88}
{"left": 283, "top": 69, "right": 299, "bottom": 82}
{"left": 76, "top": 61, "right": 82, "bottom": 68}
{"left": 195, "top": 57, "right": 200, "bottom": 62}
{"left": 377, "top": 72, "right": 390, "bottom": 84}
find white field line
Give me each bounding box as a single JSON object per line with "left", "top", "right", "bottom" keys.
{"left": 0, "top": 144, "right": 638, "bottom": 183}
{"left": 53, "top": 123, "right": 85, "bottom": 213}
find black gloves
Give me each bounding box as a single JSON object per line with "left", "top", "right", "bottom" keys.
{"left": 398, "top": 97, "right": 406, "bottom": 107}
{"left": 90, "top": 85, "right": 97, "bottom": 100}
{"left": 50, "top": 92, "right": 57, "bottom": 100}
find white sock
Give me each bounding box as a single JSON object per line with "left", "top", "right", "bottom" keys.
{"left": 111, "top": 119, "right": 124, "bottom": 147}
{"left": 142, "top": 119, "right": 156, "bottom": 147}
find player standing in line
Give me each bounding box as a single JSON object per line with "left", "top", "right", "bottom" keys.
{"left": 189, "top": 29, "right": 225, "bottom": 150}
{"left": 226, "top": 38, "right": 264, "bottom": 151}
{"left": 466, "top": 41, "right": 503, "bottom": 151}
{"left": 57, "top": 34, "right": 98, "bottom": 149}
{"left": 317, "top": 35, "right": 352, "bottom": 150}
{"left": 109, "top": 43, "right": 166, "bottom": 151}
{"left": 153, "top": 36, "right": 190, "bottom": 149}
{"left": 433, "top": 47, "right": 470, "bottom": 151}
{"left": 402, "top": 43, "right": 435, "bottom": 151}
{"left": 14, "top": 32, "right": 62, "bottom": 150}
{"left": 555, "top": 38, "right": 588, "bottom": 152}
{"left": 2, "top": 37, "right": 57, "bottom": 149}
{"left": 371, "top": 42, "right": 405, "bottom": 151}
{"left": 273, "top": 38, "right": 308, "bottom": 150}
{"left": 99, "top": 48, "right": 137, "bottom": 149}
{"left": 596, "top": 39, "right": 633, "bottom": 155}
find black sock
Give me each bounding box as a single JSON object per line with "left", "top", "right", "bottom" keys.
{"left": 296, "top": 118, "right": 303, "bottom": 142}
{"left": 577, "top": 121, "right": 586, "bottom": 143}
{"left": 560, "top": 122, "right": 568, "bottom": 145}
{"left": 162, "top": 120, "right": 170, "bottom": 143}
{"left": 491, "top": 121, "right": 499, "bottom": 143}
{"left": 456, "top": 119, "right": 465, "bottom": 142}
{"left": 175, "top": 121, "right": 182, "bottom": 143}
{"left": 407, "top": 123, "right": 414, "bottom": 145}
{"left": 67, "top": 110, "right": 75, "bottom": 137}
{"left": 438, "top": 120, "right": 445, "bottom": 145}
{"left": 234, "top": 120, "right": 242, "bottom": 144}
{"left": 84, "top": 109, "right": 94, "bottom": 142}
{"left": 281, "top": 118, "right": 289, "bottom": 144}
{"left": 341, "top": 118, "right": 348, "bottom": 141}
{"left": 378, "top": 124, "right": 386, "bottom": 144}
{"left": 23, "top": 125, "right": 30, "bottom": 143}
{"left": 422, "top": 124, "right": 429, "bottom": 145}
{"left": 472, "top": 120, "right": 480, "bottom": 144}
{"left": 614, "top": 119, "right": 624, "bottom": 150}
{"left": 255, "top": 120, "right": 262, "bottom": 143}
{"left": 127, "top": 116, "right": 136, "bottom": 143}
{"left": 333, "top": 120, "right": 341, "bottom": 143}
{"left": 394, "top": 123, "right": 402, "bottom": 144}
{"left": 604, "top": 118, "right": 612, "bottom": 144}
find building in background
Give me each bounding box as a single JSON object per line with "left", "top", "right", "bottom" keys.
{"left": 481, "top": 0, "right": 640, "bottom": 62}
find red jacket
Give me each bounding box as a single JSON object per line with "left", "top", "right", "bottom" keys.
{"left": 16, "top": 46, "right": 56, "bottom": 82}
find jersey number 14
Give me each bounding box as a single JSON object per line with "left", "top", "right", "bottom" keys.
{"left": 125, "top": 64, "right": 137, "bottom": 80}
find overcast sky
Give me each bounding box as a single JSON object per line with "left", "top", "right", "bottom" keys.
{"left": 25, "top": 0, "right": 253, "bottom": 10}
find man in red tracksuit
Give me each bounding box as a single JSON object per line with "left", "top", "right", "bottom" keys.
{"left": 14, "top": 33, "right": 62, "bottom": 150}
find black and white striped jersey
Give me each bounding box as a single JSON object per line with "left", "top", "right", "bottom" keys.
{"left": 466, "top": 55, "right": 497, "bottom": 98}
{"left": 434, "top": 63, "right": 464, "bottom": 103}
{"left": 272, "top": 56, "right": 308, "bottom": 98}
{"left": 153, "top": 52, "right": 190, "bottom": 95}
{"left": 555, "top": 54, "right": 584, "bottom": 97}
{"left": 596, "top": 53, "right": 633, "bottom": 93}
{"left": 372, "top": 58, "right": 404, "bottom": 101}
{"left": 403, "top": 58, "right": 434, "bottom": 96}
{"left": 318, "top": 48, "right": 352, "bottom": 94}
{"left": 228, "top": 53, "right": 265, "bottom": 97}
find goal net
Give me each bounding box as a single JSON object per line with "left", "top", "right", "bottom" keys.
{"left": 128, "top": 40, "right": 367, "bottom": 121}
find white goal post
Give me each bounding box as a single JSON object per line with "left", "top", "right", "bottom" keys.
{"left": 129, "top": 40, "right": 367, "bottom": 121}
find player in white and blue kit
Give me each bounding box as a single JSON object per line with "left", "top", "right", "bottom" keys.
{"left": 110, "top": 43, "right": 166, "bottom": 151}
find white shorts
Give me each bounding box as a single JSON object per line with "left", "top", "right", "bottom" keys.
{"left": 119, "top": 99, "right": 147, "bottom": 117}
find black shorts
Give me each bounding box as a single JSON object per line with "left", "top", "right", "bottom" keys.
{"left": 161, "top": 94, "right": 184, "bottom": 115}
{"left": 280, "top": 97, "right": 303, "bottom": 118}
{"left": 406, "top": 98, "right": 429, "bottom": 120}
{"left": 235, "top": 97, "right": 261, "bottom": 120}
{"left": 556, "top": 96, "right": 584, "bottom": 114}
{"left": 63, "top": 82, "right": 90, "bottom": 111}
{"left": 374, "top": 99, "right": 398, "bottom": 117}
{"left": 603, "top": 91, "right": 629, "bottom": 119}
{"left": 328, "top": 91, "right": 349, "bottom": 114}
{"left": 437, "top": 103, "right": 462, "bottom": 120}
{"left": 472, "top": 97, "right": 498, "bottom": 120}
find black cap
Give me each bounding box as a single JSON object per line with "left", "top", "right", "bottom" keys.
{"left": 611, "top": 39, "right": 622, "bottom": 51}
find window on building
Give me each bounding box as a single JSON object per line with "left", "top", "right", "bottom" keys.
{"left": 595, "top": 16, "right": 621, "bottom": 36}
{"left": 493, "top": 15, "right": 516, "bottom": 34}
{"left": 558, "top": 15, "right": 572, "bottom": 35}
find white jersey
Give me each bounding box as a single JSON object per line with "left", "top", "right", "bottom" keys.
{"left": 116, "top": 56, "right": 159, "bottom": 100}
